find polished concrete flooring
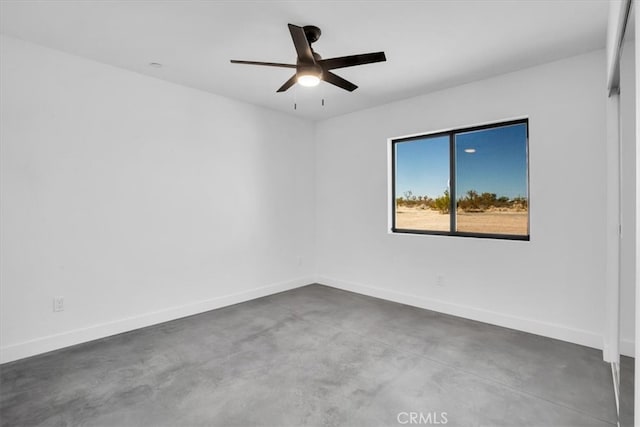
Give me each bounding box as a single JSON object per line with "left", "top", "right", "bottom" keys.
{"left": 0, "top": 284, "right": 633, "bottom": 426}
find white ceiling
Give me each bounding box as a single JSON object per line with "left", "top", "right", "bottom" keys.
{"left": 0, "top": 0, "right": 608, "bottom": 121}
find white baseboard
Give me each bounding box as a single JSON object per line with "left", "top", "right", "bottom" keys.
{"left": 0, "top": 276, "right": 312, "bottom": 364}
{"left": 318, "top": 275, "right": 609, "bottom": 353}
{"left": 5, "top": 276, "right": 631, "bottom": 364}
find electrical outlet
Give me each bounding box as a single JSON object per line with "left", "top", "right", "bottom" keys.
{"left": 53, "top": 296, "right": 64, "bottom": 312}
{"left": 296, "top": 256, "right": 303, "bottom": 267}
{"left": 435, "top": 275, "right": 445, "bottom": 287}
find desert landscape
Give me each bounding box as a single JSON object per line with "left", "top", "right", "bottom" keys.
{"left": 396, "top": 206, "right": 528, "bottom": 235}
{"left": 395, "top": 190, "right": 528, "bottom": 235}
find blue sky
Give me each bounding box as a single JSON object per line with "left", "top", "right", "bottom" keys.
{"left": 395, "top": 123, "right": 528, "bottom": 200}
{"left": 395, "top": 134, "right": 450, "bottom": 199}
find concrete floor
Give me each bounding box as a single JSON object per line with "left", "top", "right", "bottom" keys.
{"left": 0, "top": 284, "right": 633, "bottom": 426}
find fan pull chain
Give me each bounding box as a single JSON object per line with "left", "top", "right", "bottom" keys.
{"left": 322, "top": 84, "right": 326, "bottom": 107}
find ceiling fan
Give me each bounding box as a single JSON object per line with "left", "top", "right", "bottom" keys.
{"left": 230, "top": 24, "right": 386, "bottom": 93}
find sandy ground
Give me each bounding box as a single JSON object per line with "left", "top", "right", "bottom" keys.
{"left": 396, "top": 206, "right": 528, "bottom": 235}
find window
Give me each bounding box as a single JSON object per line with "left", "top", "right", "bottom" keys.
{"left": 392, "top": 119, "right": 529, "bottom": 240}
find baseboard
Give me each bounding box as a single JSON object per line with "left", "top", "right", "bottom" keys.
{"left": 0, "top": 276, "right": 313, "bottom": 364}
{"left": 5, "top": 276, "right": 628, "bottom": 364}
{"left": 318, "top": 275, "right": 606, "bottom": 352}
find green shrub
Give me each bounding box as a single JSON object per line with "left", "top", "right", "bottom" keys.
{"left": 434, "top": 190, "right": 450, "bottom": 214}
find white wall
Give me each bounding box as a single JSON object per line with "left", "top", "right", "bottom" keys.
{"left": 1, "top": 34, "right": 623, "bottom": 363}
{"left": 315, "top": 50, "right": 614, "bottom": 352}
{"left": 0, "top": 35, "right": 316, "bottom": 363}
{"left": 620, "top": 40, "right": 636, "bottom": 356}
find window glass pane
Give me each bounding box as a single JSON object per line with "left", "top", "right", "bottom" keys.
{"left": 454, "top": 123, "right": 528, "bottom": 236}
{"left": 395, "top": 135, "right": 450, "bottom": 232}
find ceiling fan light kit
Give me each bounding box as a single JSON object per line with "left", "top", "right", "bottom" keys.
{"left": 297, "top": 64, "right": 323, "bottom": 87}
{"left": 230, "top": 23, "right": 386, "bottom": 93}
{"left": 297, "top": 74, "right": 321, "bottom": 87}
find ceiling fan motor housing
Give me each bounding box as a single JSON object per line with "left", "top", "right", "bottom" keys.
{"left": 303, "top": 25, "right": 321, "bottom": 44}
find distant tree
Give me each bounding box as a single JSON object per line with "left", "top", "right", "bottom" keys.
{"left": 434, "top": 189, "right": 450, "bottom": 214}
{"left": 456, "top": 189, "right": 528, "bottom": 212}
{"left": 399, "top": 188, "right": 526, "bottom": 212}
{"left": 404, "top": 190, "right": 413, "bottom": 201}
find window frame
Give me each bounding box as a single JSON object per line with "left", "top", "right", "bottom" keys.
{"left": 390, "top": 118, "right": 530, "bottom": 241}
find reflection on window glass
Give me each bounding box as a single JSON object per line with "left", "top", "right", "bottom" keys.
{"left": 454, "top": 123, "right": 528, "bottom": 235}
{"left": 394, "top": 135, "right": 450, "bottom": 232}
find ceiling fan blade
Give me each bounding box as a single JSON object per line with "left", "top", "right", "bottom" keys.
{"left": 276, "top": 74, "right": 298, "bottom": 92}
{"left": 288, "top": 24, "right": 315, "bottom": 63}
{"left": 319, "top": 52, "right": 387, "bottom": 70}
{"left": 230, "top": 60, "right": 296, "bottom": 68}
{"left": 322, "top": 72, "right": 358, "bottom": 92}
